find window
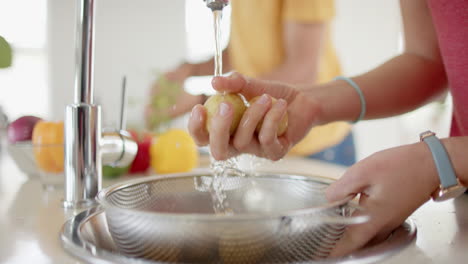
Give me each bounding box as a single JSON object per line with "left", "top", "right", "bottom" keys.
{"left": 185, "top": 0, "right": 231, "bottom": 62}
{"left": 184, "top": 0, "right": 231, "bottom": 96}
{"left": 0, "top": 0, "right": 49, "bottom": 120}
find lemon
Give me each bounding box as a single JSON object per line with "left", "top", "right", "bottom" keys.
{"left": 150, "top": 129, "right": 199, "bottom": 174}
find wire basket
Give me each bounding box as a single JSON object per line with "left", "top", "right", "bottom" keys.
{"left": 7, "top": 141, "right": 64, "bottom": 189}
{"left": 97, "top": 171, "right": 367, "bottom": 263}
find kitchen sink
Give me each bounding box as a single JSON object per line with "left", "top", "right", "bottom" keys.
{"left": 61, "top": 206, "right": 416, "bottom": 264}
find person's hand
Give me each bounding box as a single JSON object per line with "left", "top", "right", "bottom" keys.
{"left": 145, "top": 63, "right": 204, "bottom": 130}
{"left": 188, "top": 72, "right": 321, "bottom": 160}
{"left": 325, "top": 142, "right": 440, "bottom": 257}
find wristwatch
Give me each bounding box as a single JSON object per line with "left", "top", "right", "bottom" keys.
{"left": 420, "top": 131, "right": 467, "bottom": 202}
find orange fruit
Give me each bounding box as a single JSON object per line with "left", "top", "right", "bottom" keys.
{"left": 32, "top": 121, "right": 64, "bottom": 173}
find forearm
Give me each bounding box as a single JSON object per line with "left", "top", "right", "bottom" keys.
{"left": 309, "top": 52, "right": 447, "bottom": 124}
{"left": 259, "top": 22, "right": 325, "bottom": 86}
{"left": 188, "top": 49, "right": 232, "bottom": 77}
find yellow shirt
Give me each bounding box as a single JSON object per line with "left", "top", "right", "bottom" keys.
{"left": 228, "top": 0, "right": 351, "bottom": 156}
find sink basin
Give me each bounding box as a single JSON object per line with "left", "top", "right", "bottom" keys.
{"left": 61, "top": 207, "right": 416, "bottom": 263}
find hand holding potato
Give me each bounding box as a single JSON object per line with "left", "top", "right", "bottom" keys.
{"left": 189, "top": 73, "right": 320, "bottom": 161}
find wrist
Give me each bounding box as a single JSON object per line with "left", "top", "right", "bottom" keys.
{"left": 440, "top": 137, "right": 468, "bottom": 187}
{"left": 310, "top": 95, "right": 327, "bottom": 126}
{"left": 304, "top": 84, "right": 342, "bottom": 126}
{"left": 420, "top": 132, "right": 467, "bottom": 201}
{"left": 394, "top": 141, "right": 442, "bottom": 202}
{"left": 414, "top": 141, "right": 443, "bottom": 196}
{"left": 305, "top": 80, "right": 362, "bottom": 125}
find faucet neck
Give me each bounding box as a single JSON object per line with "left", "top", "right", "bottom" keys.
{"left": 64, "top": 0, "right": 99, "bottom": 209}
{"left": 74, "top": 0, "right": 95, "bottom": 104}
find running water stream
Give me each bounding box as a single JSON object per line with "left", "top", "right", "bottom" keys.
{"left": 213, "top": 10, "right": 223, "bottom": 77}
{"left": 207, "top": 9, "right": 246, "bottom": 215}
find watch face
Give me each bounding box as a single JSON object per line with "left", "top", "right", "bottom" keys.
{"left": 433, "top": 185, "right": 467, "bottom": 202}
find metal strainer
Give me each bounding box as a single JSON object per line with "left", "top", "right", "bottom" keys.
{"left": 97, "top": 171, "right": 367, "bottom": 263}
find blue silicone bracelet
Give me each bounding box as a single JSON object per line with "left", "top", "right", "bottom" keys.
{"left": 334, "top": 76, "right": 366, "bottom": 124}
{"left": 421, "top": 132, "right": 458, "bottom": 188}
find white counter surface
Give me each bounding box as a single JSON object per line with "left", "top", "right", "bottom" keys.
{"left": 0, "top": 145, "right": 467, "bottom": 264}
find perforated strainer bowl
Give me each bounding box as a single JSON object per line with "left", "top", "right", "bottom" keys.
{"left": 97, "top": 170, "right": 368, "bottom": 263}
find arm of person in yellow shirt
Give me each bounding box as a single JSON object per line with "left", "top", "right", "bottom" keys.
{"left": 258, "top": 22, "right": 326, "bottom": 85}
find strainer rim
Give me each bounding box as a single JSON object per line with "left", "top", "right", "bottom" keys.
{"left": 97, "top": 170, "right": 360, "bottom": 222}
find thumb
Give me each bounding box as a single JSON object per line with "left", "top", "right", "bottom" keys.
{"left": 212, "top": 72, "right": 298, "bottom": 102}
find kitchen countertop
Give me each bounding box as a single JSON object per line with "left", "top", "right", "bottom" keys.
{"left": 0, "top": 143, "right": 467, "bottom": 264}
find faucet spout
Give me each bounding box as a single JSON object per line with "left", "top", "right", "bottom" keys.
{"left": 204, "top": 0, "right": 229, "bottom": 11}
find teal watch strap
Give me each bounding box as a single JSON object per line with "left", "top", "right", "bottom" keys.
{"left": 420, "top": 131, "right": 457, "bottom": 188}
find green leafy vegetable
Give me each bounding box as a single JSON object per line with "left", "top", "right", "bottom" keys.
{"left": 147, "top": 75, "right": 183, "bottom": 132}
{"left": 0, "top": 36, "right": 12, "bottom": 68}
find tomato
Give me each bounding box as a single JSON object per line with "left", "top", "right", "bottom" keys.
{"left": 128, "top": 130, "right": 152, "bottom": 174}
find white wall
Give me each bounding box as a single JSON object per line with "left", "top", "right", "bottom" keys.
{"left": 47, "top": 0, "right": 74, "bottom": 120}
{"left": 0, "top": 0, "right": 49, "bottom": 120}
{"left": 47, "top": 0, "right": 186, "bottom": 128}
{"left": 333, "top": 0, "right": 403, "bottom": 76}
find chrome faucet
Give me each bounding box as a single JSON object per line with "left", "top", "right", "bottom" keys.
{"left": 63, "top": 0, "right": 137, "bottom": 209}
{"left": 204, "top": 0, "right": 229, "bottom": 11}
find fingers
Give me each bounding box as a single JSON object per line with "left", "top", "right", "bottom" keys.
{"left": 209, "top": 102, "right": 234, "bottom": 161}
{"left": 258, "top": 99, "right": 290, "bottom": 160}
{"left": 233, "top": 94, "right": 272, "bottom": 154}
{"left": 329, "top": 192, "right": 398, "bottom": 258}
{"left": 188, "top": 105, "right": 209, "bottom": 146}
{"left": 328, "top": 210, "right": 380, "bottom": 258}
{"left": 212, "top": 72, "right": 298, "bottom": 102}
{"left": 326, "top": 166, "right": 369, "bottom": 202}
